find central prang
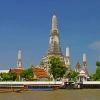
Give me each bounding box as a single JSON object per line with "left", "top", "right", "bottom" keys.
{"left": 39, "top": 14, "right": 65, "bottom": 72}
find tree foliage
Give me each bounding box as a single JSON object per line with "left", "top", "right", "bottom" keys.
{"left": 88, "top": 74, "right": 94, "bottom": 81}
{"left": 49, "top": 56, "right": 67, "bottom": 80}
{"left": 93, "top": 61, "right": 100, "bottom": 81}
{"left": 66, "top": 71, "right": 79, "bottom": 81}
{"left": 96, "top": 61, "right": 100, "bottom": 67}
{"left": 2, "top": 73, "right": 10, "bottom": 81}
{"left": 1, "top": 72, "right": 17, "bottom": 81}
{"left": 8, "top": 72, "right": 17, "bottom": 81}
{"left": 70, "top": 71, "right": 79, "bottom": 79}
{"left": 20, "top": 68, "right": 34, "bottom": 80}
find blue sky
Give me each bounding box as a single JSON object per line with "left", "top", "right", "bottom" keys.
{"left": 0, "top": 0, "right": 100, "bottom": 74}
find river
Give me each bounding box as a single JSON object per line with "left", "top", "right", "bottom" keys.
{"left": 0, "top": 89, "right": 100, "bottom": 100}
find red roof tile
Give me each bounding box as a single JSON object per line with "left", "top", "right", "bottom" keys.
{"left": 33, "top": 68, "right": 50, "bottom": 78}
{"left": 9, "top": 68, "right": 23, "bottom": 78}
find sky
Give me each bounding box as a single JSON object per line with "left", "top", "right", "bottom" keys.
{"left": 0, "top": 0, "right": 100, "bottom": 74}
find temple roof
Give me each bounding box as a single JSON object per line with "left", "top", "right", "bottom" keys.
{"left": 80, "top": 70, "right": 85, "bottom": 74}
{"left": 77, "top": 70, "right": 87, "bottom": 77}
{"left": 9, "top": 68, "right": 23, "bottom": 77}
{"left": 33, "top": 68, "right": 50, "bottom": 78}
{"left": 10, "top": 68, "right": 23, "bottom": 73}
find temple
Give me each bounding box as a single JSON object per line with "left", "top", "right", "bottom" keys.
{"left": 75, "top": 62, "right": 81, "bottom": 72}
{"left": 39, "top": 14, "right": 65, "bottom": 72}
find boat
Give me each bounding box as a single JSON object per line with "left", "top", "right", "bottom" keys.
{"left": 13, "top": 89, "right": 22, "bottom": 93}
{"left": 64, "top": 81, "right": 75, "bottom": 89}
{"left": 0, "top": 81, "right": 62, "bottom": 91}
{"left": 0, "top": 82, "right": 24, "bottom": 90}
{"left": 22, "top": 88, "right": 28, "bottom": 91}
{"left": 28, "top": 87, "right": 58, "bottom": 91}
{"left": 0, "top": 89, "right": 13, "bottom": 93}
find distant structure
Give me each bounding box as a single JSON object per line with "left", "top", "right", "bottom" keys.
{"left": 9, "top": 68, "right": 22, "bottom": 80}
{"left": 65, "top": 47, "right": 71, "bottom": 73}
{"left": 83, "top": 53, "right": 88, "bottom": 75}
{"left": 17, "top": 50, "right": 22, "bottom": 69}
{"left": 75, "top": 62, "right": 81, "bottom": 72}
{"left": 9, "top": 50, "right": 23, "bottom": 81}
{"left": 32, "top": 67, "right": 50, "bottom": 81}
{"left": 76, "top": 70, "right": 88, "bottom": 82}
{"left": 39, "top": 14, "right": 64, "bottom": 72}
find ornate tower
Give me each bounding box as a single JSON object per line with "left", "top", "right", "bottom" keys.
{"left": 40, "top": 14, "right": 64, "bottom": 72}
{"left": 17, "top": 50, "right": 22, "bottom": 69}
{"left": 83, "top": 53, "right": 88, "bottom": 75}
{"left": 75, "top": 62, "right": 81, "bottom": 72}
{"left": 65, "top": 47, "right": 71, "bottom": 73}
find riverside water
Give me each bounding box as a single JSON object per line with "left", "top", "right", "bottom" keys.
{"left": 0, "top": 89, "right": 100, "bottom": 100}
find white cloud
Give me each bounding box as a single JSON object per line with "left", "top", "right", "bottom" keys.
{"left": 89, "top": 41, "right": 100, "bottom": 50}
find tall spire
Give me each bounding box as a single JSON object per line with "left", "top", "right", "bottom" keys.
{"left": 66, "top": 47, "right": 70, "bottom": 57}
{"left": 83, "top": 53, "right": 86, "bottom": 62}
{"left": 17, "top": 50, "right": 22, "bottom": 69}
{"left": 52, "top": 13, "right": 57, "bottom": 30}
{"left": 18, "top": 50, "right": 21, "bottom": 60}
{"left": 83, "top": 53, "right": 88, "bottom": 75}
{"left": 65, "top": 47, "right": 71, "bottom": 74}
{"left": 40, "top": 13, "right": 64, "bottom": 72}
{"left": 48, "top": 14, "right": 62, "bottom": 54}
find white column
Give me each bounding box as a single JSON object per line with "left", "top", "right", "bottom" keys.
{"left": 52, "top": 15, "right": 57, "bottom": 30}
{"left": 83, "top": 53, "right": 86, "bottom": 62}
{"left": 66, "top": 47, "right": 69, "bottom": 57}
{"left": 18, "top": 50, "right": 21, "bottom": 60}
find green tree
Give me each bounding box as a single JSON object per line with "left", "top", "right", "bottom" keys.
{"left": 20, "top": 68, "right": 34, "bottom": 80}
{"left": 70, "top": 71, "right": 79, "bottom": 81}
{"left": 88, "top": 74, "right": 94, "bottom": 81}
{"left": 8, "top": 72, "right": 17, "bottom": 81}
{"left": 93, "top": 61, "right": 100, "bottom": 81}
{"left": 49, "top": 56, "right": 67, "bottom": 80}
{"left": 93, "top": 73, "right": 98, "bottom": 81}
{"left": 93, "top": 67, "right": 100, "bottom": 81}
{"left": 2, "top": 73, "right": 10, "bottom": 81}
{"left": 20, "top": 70, "right": 27, "bottom": 78}
{"left": 96, "top": 61, "right": 100, "bottom": 67}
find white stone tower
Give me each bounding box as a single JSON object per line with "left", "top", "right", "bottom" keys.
{"left": 17, "top": 50, "right": 22, "bottom": 69}
{"left": 48, "top": 13, "right": 63, "bottom": 58}
{"left": 65, "top": 47, "right": 71, "bottom": 73}
{"left": 40, "top": 13, "right": 64, "bottom": 72}
{"left": 83, "top": 53, "right": 88, "bottom": 75}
